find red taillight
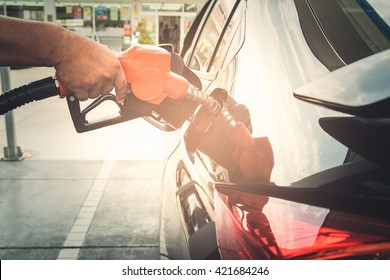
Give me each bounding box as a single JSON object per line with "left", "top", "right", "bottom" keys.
{"left": 215, "top": 188, "right": 390, "bottom": 259}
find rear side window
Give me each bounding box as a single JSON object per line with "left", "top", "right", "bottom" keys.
{"left": 188, "top": 0, "right": 238, "bottom": 72}
{"left": 295, "top": 0, "right": 390, "bottom": 70}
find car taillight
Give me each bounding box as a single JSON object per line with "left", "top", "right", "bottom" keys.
{"left": 215, "top": 187, "right": 390, "bottom": 259}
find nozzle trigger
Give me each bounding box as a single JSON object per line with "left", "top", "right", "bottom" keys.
{"left": 66, "top": 93, "right": 154, "bottom": 133}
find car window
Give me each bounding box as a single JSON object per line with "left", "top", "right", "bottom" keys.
{"left": 188, "top": 0, "right": 239, "bottom": 72}
{"left": 181, "top": 0, "right": 213, "bottom": 58}
{"left": 209, "top": 1, "right": 246, "bottom": 72}
{"left": 311, "top": 0, "right": 390, "bottom": 61}
{"left": 369, "top": 0, "right": 390, "bottom": 24}
{"left": 295, "top": 0, "right": 390, "bottom": 71}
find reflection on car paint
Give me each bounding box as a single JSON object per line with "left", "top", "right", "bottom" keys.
{"left": 178, "top": 183, "right": 211, "bottom": 235}
{"left": 216, "top": 188, "right": 390, "bottom": 259}
{"left": 294, "top": 50, "right": 390, "bottom": 108}
{"left": 160, "top": 0, "right": 390, "bottom": 260}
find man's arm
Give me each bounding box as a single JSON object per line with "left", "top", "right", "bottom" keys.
{"left": 0, "top": 16, "right": 127, "bottom": 102}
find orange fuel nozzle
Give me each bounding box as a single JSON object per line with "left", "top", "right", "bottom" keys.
{"left": 57, "top": 45, "right": 190, "bottom": 103}
{"left": 58, "top": 45, "right": 220, "bottom": 116}
{"left": 58, "top": 80, "right": 71, "bottom": 97}
{"left": 117, "top": 45, "right": 190, "bottom": 104}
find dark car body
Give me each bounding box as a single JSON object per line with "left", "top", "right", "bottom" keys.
{"left": 159, "top": 0, "right": 390, "bottom": 260}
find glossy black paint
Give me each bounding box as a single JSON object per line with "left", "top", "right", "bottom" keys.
{"left": 159, "top": 0, "right": 390, "bottom": 259}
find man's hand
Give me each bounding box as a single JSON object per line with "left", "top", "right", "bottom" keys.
{"left": 54, "top": 33, "right": 128, "bottom": 103}
{"left": 0, "top": 16, "right": 128, "bottom": 103}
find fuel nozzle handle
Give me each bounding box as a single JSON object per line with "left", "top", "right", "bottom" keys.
{"left": 0, "top": 45, "right": 220, "bottom": 116}
{"left": 117, "top": 45, "right": 221, "bottom": 114}
{"left": 0, "top": 45, "right": 221, "bottom": 136}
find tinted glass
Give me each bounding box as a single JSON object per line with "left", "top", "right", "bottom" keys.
{"left": 299, "top": 0, "right": 390, "bottom": 70}
{"left": 365, "top": 0, "right": 390, "bottom": 24}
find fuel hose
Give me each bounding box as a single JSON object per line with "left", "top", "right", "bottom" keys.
{"left": 0, "top": 76, "right": 59, "bottom": 115}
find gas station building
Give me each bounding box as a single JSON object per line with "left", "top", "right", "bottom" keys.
{"left": 1, "top": 0, "right": 206, "bottom": 52}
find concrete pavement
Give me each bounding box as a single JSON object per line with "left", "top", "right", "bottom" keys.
{"left": 0, "top": 67, "right": 171, "bottom": 259}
